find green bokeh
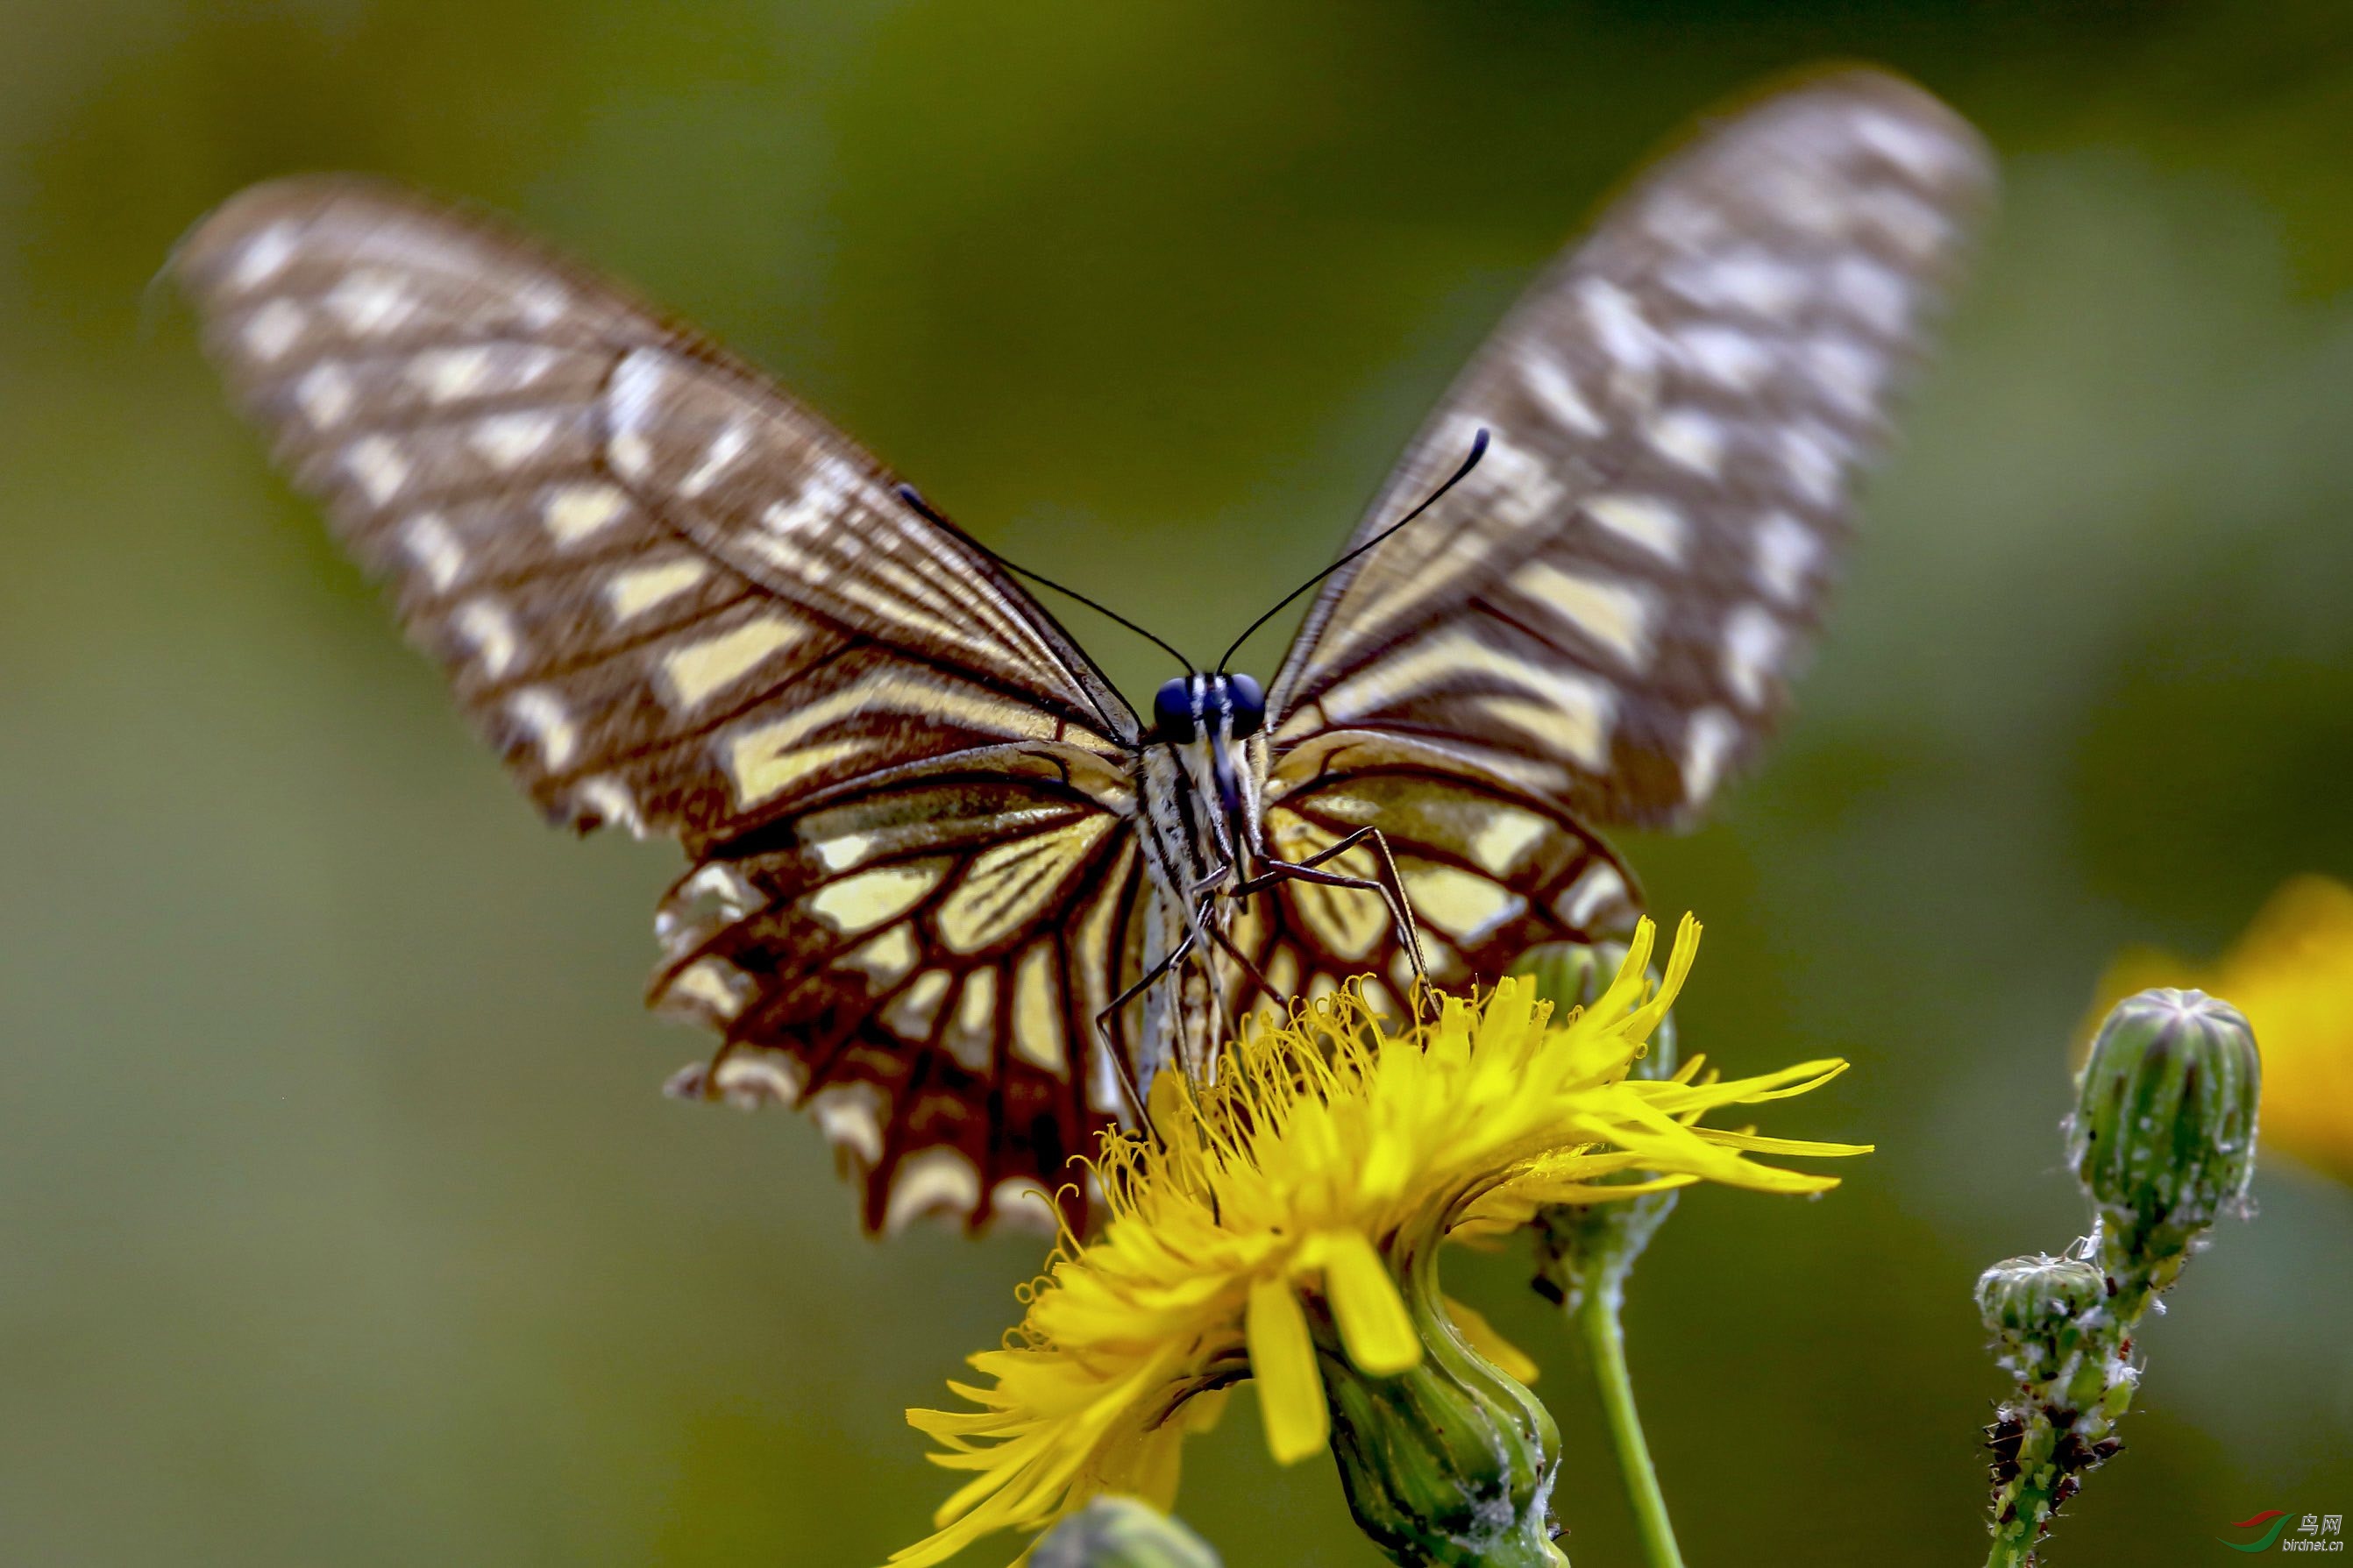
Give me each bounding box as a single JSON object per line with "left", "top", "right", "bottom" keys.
{"left": 4, "top": 3, "right": 2350, "bottom": 1564}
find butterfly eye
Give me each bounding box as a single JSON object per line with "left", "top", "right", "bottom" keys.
{"left": 1152, "top": 677, "right": 1198, "bottom": 742}
{"left": 1226, "top": 673, "right": 1265, "bottom": 739}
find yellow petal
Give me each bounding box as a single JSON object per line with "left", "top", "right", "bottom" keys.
{"left": 1320, "top": 1230, "right": 1421, "bottom": 1375}
{"left": 1182, "top": 1386, "right": 1232, "bottom": 1433}
{"left": 1442, "top": 1295, "right": 1539, "bottom": 1385}
{"left": 1246, "top": 1275, "right": 1328, "bottom": 1464}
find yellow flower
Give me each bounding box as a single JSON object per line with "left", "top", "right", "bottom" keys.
{"left": 2090, "top": 875, "right": 2353, "bottom": 1182}
{"left": 895, "top": 916, "right": 1868, "bottom": 1565}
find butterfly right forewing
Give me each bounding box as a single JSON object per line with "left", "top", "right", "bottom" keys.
{"left": 1267, "top": 71, "right": 1995, "bottom": 833}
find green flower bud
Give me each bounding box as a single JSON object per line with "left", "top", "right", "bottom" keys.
{"left": 1319, "top": 1235, "right": 1565, "bottom": 1568}
{"left": 2071, "top": 988, "right": 2261, "bottom": 1287}
{"left": 1030, "top": 1496, "right": 1221, "bottom": 1568}
{"left": 1975, "top": 1253, "right": 2106, "bottom": 1386}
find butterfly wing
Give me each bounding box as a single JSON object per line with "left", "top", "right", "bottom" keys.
{"left": 1232, "top": 756, "right": 1642, "bottom": 1018}
{"left": 174, "top": 178, "right": 1147, "bottom": 1230}
{"left": 1266, "top": 71, "right": 1994, "bottom": 836}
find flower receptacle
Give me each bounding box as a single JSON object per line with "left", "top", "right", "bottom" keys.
{"left": 1030, "top": 1497, "right": 1221, "bottom": 1568}
{"left": 1320, "top": 1238, "right": 1565, "bottom": 1568}
{"left": 2070, "top": 988, "right": 2260, "bottom": 1300}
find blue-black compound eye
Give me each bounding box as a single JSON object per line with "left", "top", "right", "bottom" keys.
{"left": 1226, "top": 672, "right": 1266, "bottom": 738}
{"left": 1152, "top": 676, "right": 1198, "bottom": 742}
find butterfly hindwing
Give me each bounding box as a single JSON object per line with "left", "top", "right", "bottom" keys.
{"left": 1267, "top": 71, "right": 1994, "bottom": 831}
{"left": 1233, "top": 756, "right": 1640, "bottom": 1017}
{"left": 650, "top": 761, "right": 1145, "bottom": 1233}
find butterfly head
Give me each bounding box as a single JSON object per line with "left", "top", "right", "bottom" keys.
{"left": 1149, "top": 673, "right": 1265, "bottom": 869}
{"left": 1149, "top": 672, "right": 1264, "bottom": 747}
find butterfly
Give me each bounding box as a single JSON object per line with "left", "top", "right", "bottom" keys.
{"left": 174, "top": 68, "right": 1991, "bottom": 1234}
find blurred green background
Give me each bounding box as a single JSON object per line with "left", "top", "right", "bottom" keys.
{"left": 5, "top": 1, "right": 2352, "bottom": 1563}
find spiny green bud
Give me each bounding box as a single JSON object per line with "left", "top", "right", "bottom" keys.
{"left": 1320, "top": 1240, "right": 1566, "bottom": 1568}
{"left": 1030, "top": 1496, "right": 1221, "bottom": 1568}
{"left": 1975, "top": 1253, "right": 2107, "bottom": 1386}
{"left": 2071, "top": 988, "right": 2261, "bottom": 1287}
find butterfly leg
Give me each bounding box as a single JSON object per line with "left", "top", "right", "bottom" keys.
{"left": 1091, "top": 924, "right": 1203, "bottom": 1122}
{"left": 1235, "top": 827, "right": 1430, "bottom": 997}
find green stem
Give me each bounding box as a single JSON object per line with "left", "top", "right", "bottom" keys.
{"left": 1575, "top": 1280, "right": 1684, "bottom": 1568}
{"left": 1981, "top": 1416, "right": 2061, "bottom": 1568}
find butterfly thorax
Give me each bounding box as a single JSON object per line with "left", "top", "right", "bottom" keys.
{"left": 1127, "top": 672, "right": 1271, "bottom": 1080}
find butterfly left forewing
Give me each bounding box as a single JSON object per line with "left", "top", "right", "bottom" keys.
{"left": 174, "top": 177, "right": 1138, "bottom": 850}
{"left": 174, "top": 178, "right": 1154, "bottom": 1231}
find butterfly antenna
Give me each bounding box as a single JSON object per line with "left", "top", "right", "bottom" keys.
{"left": 1216, "top": 427, "right": 1489, "bottom": 674}
{"left": 897, "top": 485, "right": 1194, "bottom": 674}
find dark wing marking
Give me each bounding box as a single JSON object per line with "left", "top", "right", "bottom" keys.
{"left": 1266, "top": 71, "right": 1993, "bottom": 829}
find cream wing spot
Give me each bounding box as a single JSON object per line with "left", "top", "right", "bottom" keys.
{"left": 504, "top": 687, "right": 576, "bottom": 770}
{"left": 602, "top": 557, "right": 711, "bottom": 624}
{"left": 406, "top": 345, "right": 494, "bottom": 402}
{"left": 1555, "top": 862, "right": 1631, "bottom": 931}
{"left": 1407, "top": 863, "right": 1526, "bottom": 945}
{"left": 885, "top": 1147, "right": 982, "bottom": 1235}
{"left": 1830, "top": 255, "right": 1910, "bottom": 334}
{"left": 1518, "top": 355, "right": 1605, "bottom": 435}
{"left": 883, "top": 968, "right": 953, "bottom": 1042}
{"left": 669, "top": 956, "right": 750, "bottom": 1020}
{"left": 572, "top": 775, "right": 646, "bottom": 837}
{"left": 1012, "top": 944, "right": 1066, "bottom": 1075}
{"left": 323, "top": 269, "right": 416, "bottom": 336}
{"left": 1578, "top": 278, "right": 1665, "bottom": 374}
{"left": 454, "top": 598, "right": 521, "bottom": 678}
{"left": 294, "top": 362, "right": 355, "bottom": 428}
{"left": 988, "top": 1179, "right": 1060, "bottom": 1236}
{"left": 1677, "top": 324, "right": 1774, "bottom": 391}
{"left": 1582, "top": 494, "right": 1687, "bottom": 565}
{"left": 1465, "top": 801, "right": 1549, "bottom": 877}
{"left": 1852, "top": 108, "right": 1966, "bottom": 183}
{"left": 812, "top": 832, "right": 877, "bottom": 875}
{"left": 541, "top": 483, "right": 629, "bottom": 546}
{"left": 809, "top": 1083, "right": 884, "bottom": 1166}
{"left": 699, "top": 1053, "right": 804, "bottom": 1109}
{"left": 343, "top": 436, "right": 410, "bottom": 506}
{"left": 678, "top": 421, "right": 750, "bottom": 499}
{"left": 724, "top": 734, "right": 879, "bottom": 812}
{"left": 1722, "top": 603, "right": 1788, "bottom": 709}
{"left": 1752, "top": 512, "right": 1820, "bottom": 605}
{"left": 1781, "top": 424, "right": 1845, "bottom": 506}
{"left": 935, "top": 816, "right": 1114, "bottom": 955}
{"left": 240, "top": 299, "right": 307, "bottom": 361}
{"left": 658, "top": 613, "right": 810, "bottom": 712}
{"left": 807, "top": 862, "right": 944, "bottom": 938}
{"left": 227, "top": 223, "right": 298, "bottom": 291}
{"left": 468, "top": 411, "right": 561, "bottom": 471}
{"left": 1646, "top": 408, "right": 1726, "bottom": 478}
{"left": 839, "top": 923, "right": 920, "bottom": 988}
{"left": 942, "top": 970, "right": 999, "bottom": 1072}
{"left": 399, "top": 513, "right": 466, "bottom": 592}
{"left": 1511, "top": 560, "right": 1653, "bottom": 669}
{"left": 1682, "top": 707, "right": 1739, "bottom": 807}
